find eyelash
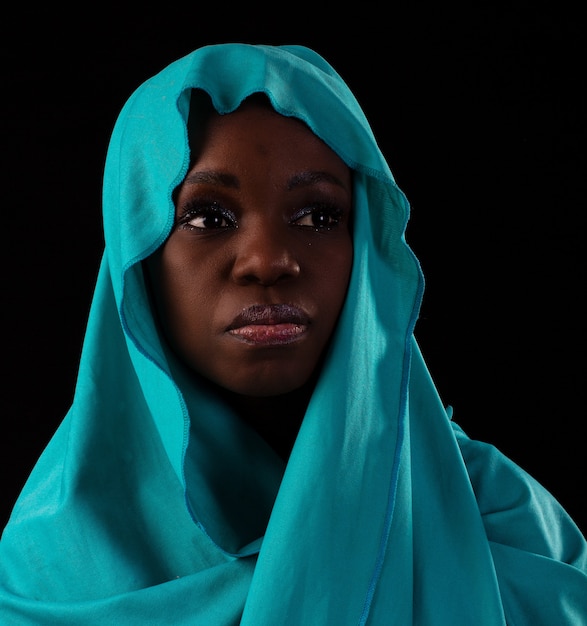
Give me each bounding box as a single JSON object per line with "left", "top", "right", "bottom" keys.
{"left": 290, "top": 204, "right": 344, "bottom": 231}
{"left": 177, "top": 202, "right": 237, "bottom": 231}
{"left": 176, "top": 201, "right": 344, "bottom": 232}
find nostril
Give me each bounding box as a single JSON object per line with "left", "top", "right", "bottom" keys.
{"left": 232, "top": 247, "right": 301, "bottom": 286}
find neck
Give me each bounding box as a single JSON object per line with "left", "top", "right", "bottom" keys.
{"left": 222, "top": 380, "right": 315, "bottom": 461}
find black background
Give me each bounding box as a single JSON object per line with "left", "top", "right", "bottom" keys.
{"left": 2, "top": 5, "right": 585, "bottom": 533}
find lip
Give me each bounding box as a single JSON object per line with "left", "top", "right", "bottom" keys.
{"left": 226, "top": 304, "right": 310, "bottom": 346}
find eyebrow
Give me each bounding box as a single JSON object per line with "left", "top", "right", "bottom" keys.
{"left": 183, "top": 170, "right": 240, "bottom": 188}
{"left": 182, "top": 169, "right": 348, "bottom": 191}
{"left": 287, "top": 170, "right": 348, "bottom": 191}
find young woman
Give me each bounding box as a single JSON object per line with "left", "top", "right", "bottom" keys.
{"left": 1, "top": 43, "right": 585, "bottom": 625}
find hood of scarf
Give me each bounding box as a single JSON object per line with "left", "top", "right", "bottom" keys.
{"left": 2, "top": 43, "right": 585, "bottom": 625}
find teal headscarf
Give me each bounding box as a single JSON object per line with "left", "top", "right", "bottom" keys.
{"left": 1, "top": 43, "right": 586, "bottom": 625}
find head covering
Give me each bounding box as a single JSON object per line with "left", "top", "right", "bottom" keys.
{"left": 1, "top": 43, "right": 586, "bottom": 625}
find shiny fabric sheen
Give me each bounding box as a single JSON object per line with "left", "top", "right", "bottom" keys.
{"left": 1, "top": 43, "right": 586, "bottom": 625}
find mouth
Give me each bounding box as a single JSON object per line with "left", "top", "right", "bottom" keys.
{"left": 226, "top": 304, "right": 310, "bottom": 346}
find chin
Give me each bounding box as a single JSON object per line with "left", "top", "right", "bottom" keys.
{"left": 221, "top": 363, "right": 320, "bottom": 398}
{"left": 227, "top": 378, "right": 310, "bottom": 398}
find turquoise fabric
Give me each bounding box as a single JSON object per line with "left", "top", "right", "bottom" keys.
{"left": 1, "top": 43, "right": 586, "bottom": 625}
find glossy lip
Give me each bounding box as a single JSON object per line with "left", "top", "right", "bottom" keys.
{"left": 226, "top": 304, "right": 310, "bottom": 346}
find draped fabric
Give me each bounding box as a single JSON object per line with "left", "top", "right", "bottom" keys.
{"left": 1, "top": 43, "right": 585, "bottom": 625}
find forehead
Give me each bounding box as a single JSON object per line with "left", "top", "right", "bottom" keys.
{"left": 187, "top": 98, "right": 351, "bottom": 184}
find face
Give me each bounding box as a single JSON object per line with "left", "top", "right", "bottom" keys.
{"left": 146, "top": 99, "right": 353, "bottom": 397}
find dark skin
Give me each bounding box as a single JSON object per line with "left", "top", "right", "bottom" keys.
{"left": 146, "top": 96, "right": 353, "bottom": 460}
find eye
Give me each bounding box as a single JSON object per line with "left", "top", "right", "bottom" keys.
{"left": 291, "top": 204, "right": 343, "bottom": 231}
{"left": 177, "top": 202, "right": 237, "bottom": 231}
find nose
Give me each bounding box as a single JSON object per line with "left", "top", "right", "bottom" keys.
{"left": 231, "top": 219, "right": 301, "bottom": 286}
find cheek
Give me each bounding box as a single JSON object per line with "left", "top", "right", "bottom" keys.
{"left": 146, "top": 246, "right": 207, "bottom": 345}
{"left": 328, "top": 238, "right": 353, "bottom": 297}
{"left": 307, "top": 238, "right": 353, "bottom": 325}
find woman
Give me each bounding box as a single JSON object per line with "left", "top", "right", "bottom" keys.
{"left": 1, "top": 43, "right": 585, "bottom": 625}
